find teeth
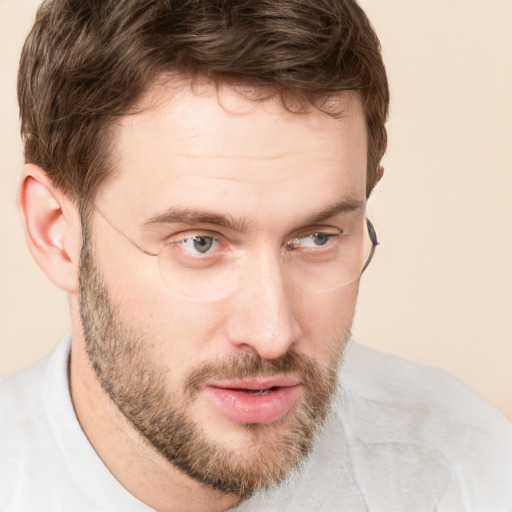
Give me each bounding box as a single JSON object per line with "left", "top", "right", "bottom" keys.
{"left": 234, "top": 388, "right": 273, "bottom": 395}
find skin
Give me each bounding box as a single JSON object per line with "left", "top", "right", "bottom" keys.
{"left": 17, "top": 80, "right": 369, "bottom": 512}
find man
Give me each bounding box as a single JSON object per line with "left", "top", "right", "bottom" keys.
{"left": 1, "top": 0, "right": 511, "bottom": 510}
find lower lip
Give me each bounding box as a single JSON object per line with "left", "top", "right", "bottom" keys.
{"left": 204, "top": 385, "right": 302, "bottom": 425}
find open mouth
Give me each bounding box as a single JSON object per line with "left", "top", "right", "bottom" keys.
{"left": 230, "top": 386, "right": 278, "bottom": 395}
{"left": 205, "top": 381, "right": 302, "bottom": 425}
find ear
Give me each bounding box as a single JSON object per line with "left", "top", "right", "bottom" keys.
{"left": 17, "top": 164, "right": 82, "bottom": 293}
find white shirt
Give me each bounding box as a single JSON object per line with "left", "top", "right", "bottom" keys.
{"left": 1, "top": 334, "right": 511, "bottom": 511}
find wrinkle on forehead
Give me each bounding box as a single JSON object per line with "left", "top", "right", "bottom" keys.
{"left": 109, "top": 76, "right": 366, "bottom": 176}
{"left": 101, "top": 78, "right": 368, "bottom": 218}
{"left": 170, "top": 149, "right": 347, "bottom": 164}
{"left": 166, "top": 161, "right": 359, "bottom": 188}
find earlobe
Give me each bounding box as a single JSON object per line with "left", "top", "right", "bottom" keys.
{"left": 17, "top": 164, "right": 81, "bottom": 293}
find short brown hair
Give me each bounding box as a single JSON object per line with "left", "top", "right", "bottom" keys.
{"left": 18, "top": 0, "right": 389, "bottom": 204}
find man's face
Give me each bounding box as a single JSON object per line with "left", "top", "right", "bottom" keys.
{"left": 79, "top": 81, "right": 368, "bottom": 496}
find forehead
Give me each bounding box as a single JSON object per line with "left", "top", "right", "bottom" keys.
{"left": 99, "top": 79, "right": 368, "bottom": 222}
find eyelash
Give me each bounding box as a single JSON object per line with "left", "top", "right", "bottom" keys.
{"left": 287, "top": 232, "right": 341, "bottom": 250}
{"left": 174, "top": 235, "right": 220, "bottom": 255}
{"left": 169, "top": 230, "right": 343, "bottom": 257}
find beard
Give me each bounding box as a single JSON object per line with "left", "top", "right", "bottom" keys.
{"left": 78, "top": 226, "right": 348, "bottom": 498}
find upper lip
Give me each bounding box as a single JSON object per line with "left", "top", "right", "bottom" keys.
{"left": 208, "top": 376, "right": 301, "bottom": 390}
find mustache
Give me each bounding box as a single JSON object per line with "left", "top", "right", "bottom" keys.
{"left": 184, "top": 350, "right": 339, "bottom": 399}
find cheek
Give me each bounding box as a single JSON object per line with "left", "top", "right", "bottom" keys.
{"left": 95, "top": 241, "right": 226, "bottom": 361}
{"left": 297, "top": 284, "right": 359, "bottom": 355}
{"left": 121, "top": 291, "right": 225, "bottom": 355}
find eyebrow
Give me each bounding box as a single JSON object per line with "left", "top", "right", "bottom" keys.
{"left": 143, "top": 207, "right": 249, "bottom": 232}
{"left": 307, "top": 197, "right": 365, "bottom": 224}
{"left": 142, "top": 197, "right": 365, "bottom": 232}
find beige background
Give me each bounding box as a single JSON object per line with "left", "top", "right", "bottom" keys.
{"left": 1, "top": 0, "right": 511, "bottom": 421}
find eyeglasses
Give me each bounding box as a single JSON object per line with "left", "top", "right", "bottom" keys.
{"left": 94, "top": 208, "right": 378, "bottom": 303}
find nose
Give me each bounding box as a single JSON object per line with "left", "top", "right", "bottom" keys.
{"left": 224, "top": 249, "right": 302, "bottom": 360}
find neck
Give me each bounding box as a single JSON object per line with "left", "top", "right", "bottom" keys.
{"left": 68, "top": 333, "right": 240, "bottom": 512}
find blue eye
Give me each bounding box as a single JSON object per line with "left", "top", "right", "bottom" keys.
{"left": 310, "top": 233, "right": 330, "bottom": 246}
{"left": 178, "top": 236, "right": 217, "bottom": 254}
{"left": 288, "top": 233, "right": 338, "bottom": 250}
